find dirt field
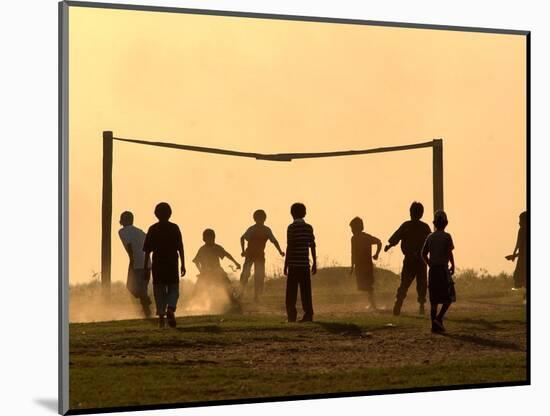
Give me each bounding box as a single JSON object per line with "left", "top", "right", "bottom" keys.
{"left": 68, "top": 268, "right": 527, "bottom": 411}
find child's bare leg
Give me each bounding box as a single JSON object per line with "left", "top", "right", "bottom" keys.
{"left": 367, "top": 290, "right": 377, "bottom": 310}
{"left": 430, "top": 303, "right": 446, "bottom": 332}
{"left": 437, "top": 303, "right": 451, "bottom": 322}
{"left": 430, "top": 304, "right": 438, "bottom": 321}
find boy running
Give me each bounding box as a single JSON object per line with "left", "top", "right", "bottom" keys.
{"left": 239, "top": 209, "right": 285, "bottom": 302}
{"left": 385, "top": 202, "right": 432, "bottom": 315}
{"left": 193, "top": 229, "right": 242, "bottom": 312}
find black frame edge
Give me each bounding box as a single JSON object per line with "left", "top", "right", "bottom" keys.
{"left": 63, "top": 0, "right": 529, "bottom": 36}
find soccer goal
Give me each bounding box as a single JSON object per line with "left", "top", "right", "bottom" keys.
{"left": 100, "top": 130, "right": 444, "bottom": 289}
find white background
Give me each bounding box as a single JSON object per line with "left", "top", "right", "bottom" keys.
{"left": 1, "top": 0, "right": 548, "bottom": 415}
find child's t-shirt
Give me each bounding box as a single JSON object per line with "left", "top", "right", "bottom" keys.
{"left": 351, "top": 232, "right": 380, "bottom": 269}
{"left": 286, "top": 219, "right": 315, "bottom": 267}
{"left": 143, "top": 221, "right": 184, "bottom": 283}
{"left": 388, "top": 220, "right": 432, "bottom": 258}
{"left": 118, "top": 225, "right": 149, "bottom": 270}
{"left": 193, "top": 244, "right": 229, "bottom": 273}
{"left": 422, "top": 230, "right": 454, "bottom": 266}
{"left": 243, "top": 224, "right": 276, "bottom": 260}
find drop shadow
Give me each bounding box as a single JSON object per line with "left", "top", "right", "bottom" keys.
{"left": 34, "top": 398, "right": 58, "bottom": 413}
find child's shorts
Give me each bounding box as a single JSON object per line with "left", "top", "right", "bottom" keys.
{"left": 355, "top": 264, "right": 374, "bottom": 292}
{"left": 428, "top": 265, "right": 456, "bottom": 304}
{"left": 127, "top": 267, "right": 151, "bottom": 298}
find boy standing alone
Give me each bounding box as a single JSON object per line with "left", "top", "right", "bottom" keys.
{"left": 239, "top": 209, "right": 285, "bottom": 302}
{"left": 284, "top": 203, "right": 317, "bottom": 323}
{"left": 143, "top": 202, "right": 186, "bottom": 328}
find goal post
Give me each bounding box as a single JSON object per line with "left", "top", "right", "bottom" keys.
{"left": 100, "top": 131, "right": 444, "bottom": 290}
{"left": 432, "top": 138, "right": 444, "bottom": 212}
{"left": 101, "top": 131, "right": 114, "bottom": 293}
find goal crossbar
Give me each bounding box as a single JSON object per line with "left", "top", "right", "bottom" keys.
{"left": 113, "top": 136, "right": 435, "bottom": 162}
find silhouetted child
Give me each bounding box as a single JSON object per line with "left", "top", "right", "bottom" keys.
{"left": 349, "top": 217, "right": 382, "bottom": 310}
{"left": 143, "top": 202, "right": 186, "bottom": 328}
{"left": 506, "top": 211, "right": 527, "bottom": 303}
{"left": 118, "top": 211, "right": 152, "bottom": 317}
{"left": 240, "top": 209, "right": 285, "bottom": 302}
{"left": 421, "top": 210, "right": 455, "bottom": 333}
{"left": 385, "top": 202, "right": 432, "bottom": 315}
{"left": 193, "top": 229, "right": 242, "bottom": 312}
{"left": 284, "top": 203, "right": 317, "bottom": 323}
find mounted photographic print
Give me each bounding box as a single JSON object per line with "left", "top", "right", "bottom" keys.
{"left": 59, "top": 1, "right": 530, "bottom": 414}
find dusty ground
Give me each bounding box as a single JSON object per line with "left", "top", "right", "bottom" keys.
{"left": 68, "top": 268, "right": 527, "bottom": 411}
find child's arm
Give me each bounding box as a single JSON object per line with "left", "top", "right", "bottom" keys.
{"left": 311, "top": 244, "right": 317, "bottom": 275}
{"left": 240, "top": 233, "right": 247, "bottom": 257}
{"left": 350, "top": 239, "right": 355, "bottom": 275}
{"left": 124, "top": 243, "right": 134, "bottom": 267}
{"left": 506, "top": 229, "right": 521, "bottom": 261}
{"left": 385, "top": 225, "right": 403, "bottom": 252}
{"left": 193, "top": 258, "right": 202, "bottom": 274}
{"left": 119, "top": 232, "right": 134, "bottom": 267}
{"left": 284, "top": 227, "right": 290, "bottom": 276}
{"left": 178, "top": 246, "right": 186, "bottom": 276}
{"left": 143, "top": 251, "right": 151, "bottom": 270}
{"left": 310, "top": 227, "right": 317, "bottom": 275}
{"left": 421, "top": 242, "right": 430, "bottom": 267}
{"left": 271, "top": 237, "right": 285, "bottom": 257}
{"left": 268, "top": 229, "right": 285, "bottom": 256}
{"left": 224, "top": 251, "right": 241, "bottom": 270}
{"left": 372, "top": 236, "right": 382, "bottom": 260}
{"left": 142, "top": 230, "right": 152, "bottom": 270}
{"left": 448, "top": 235, "right": 455, "bottom": 275}
{"left": 176, "top": 228, "right": 186, "bottom": 277}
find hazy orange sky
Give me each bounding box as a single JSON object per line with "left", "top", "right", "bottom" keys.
{"left": 68, "top": 6, "right": 526, "bottom": 284}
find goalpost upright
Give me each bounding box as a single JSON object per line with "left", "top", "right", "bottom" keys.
{"left": 101, "top": 131, "right": 114, "bottom": 293}
{"left": 100, "top": 131, "right": 444, "bottom": 290}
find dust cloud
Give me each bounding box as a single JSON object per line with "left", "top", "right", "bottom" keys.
{"left": 69, "top": 277, "right": 237, "bottom": 323}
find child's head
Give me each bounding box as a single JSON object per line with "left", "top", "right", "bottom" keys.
{"left": 154, "top": 202, "right": 172, "bottom": 221}
{"left": 349, "top": 217, "right": 364, "bottom": 235}
{"left": 119, "top": 211, "right": 134, "bottom": 227}
{"left": 519, "top": 211, "right": 527, "bottom": 227}
{"left": 253, "top": 209, "right": 267, "bottom": 224}
{"left": 409, "top": 201, "right": 424, "bottom": 221}
{"left": 202, "top": 228, "right": 216, "bottom": 244}
{"left": 290, "top": 202, "right": 306, "bottom": 220}
{"left": 433, "top": 210, "right": 448, "bottom": 230}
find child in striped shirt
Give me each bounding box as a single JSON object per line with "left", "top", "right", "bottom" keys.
{"left": 284, "top": 202, "right": 317, "bottom": 322}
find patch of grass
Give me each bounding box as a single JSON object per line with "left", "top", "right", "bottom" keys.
{"left": 68, "top": 267, "right": 526, "bottom": 411}
{"left": 70, "top": 355, "right": 526, "bottom": 410}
